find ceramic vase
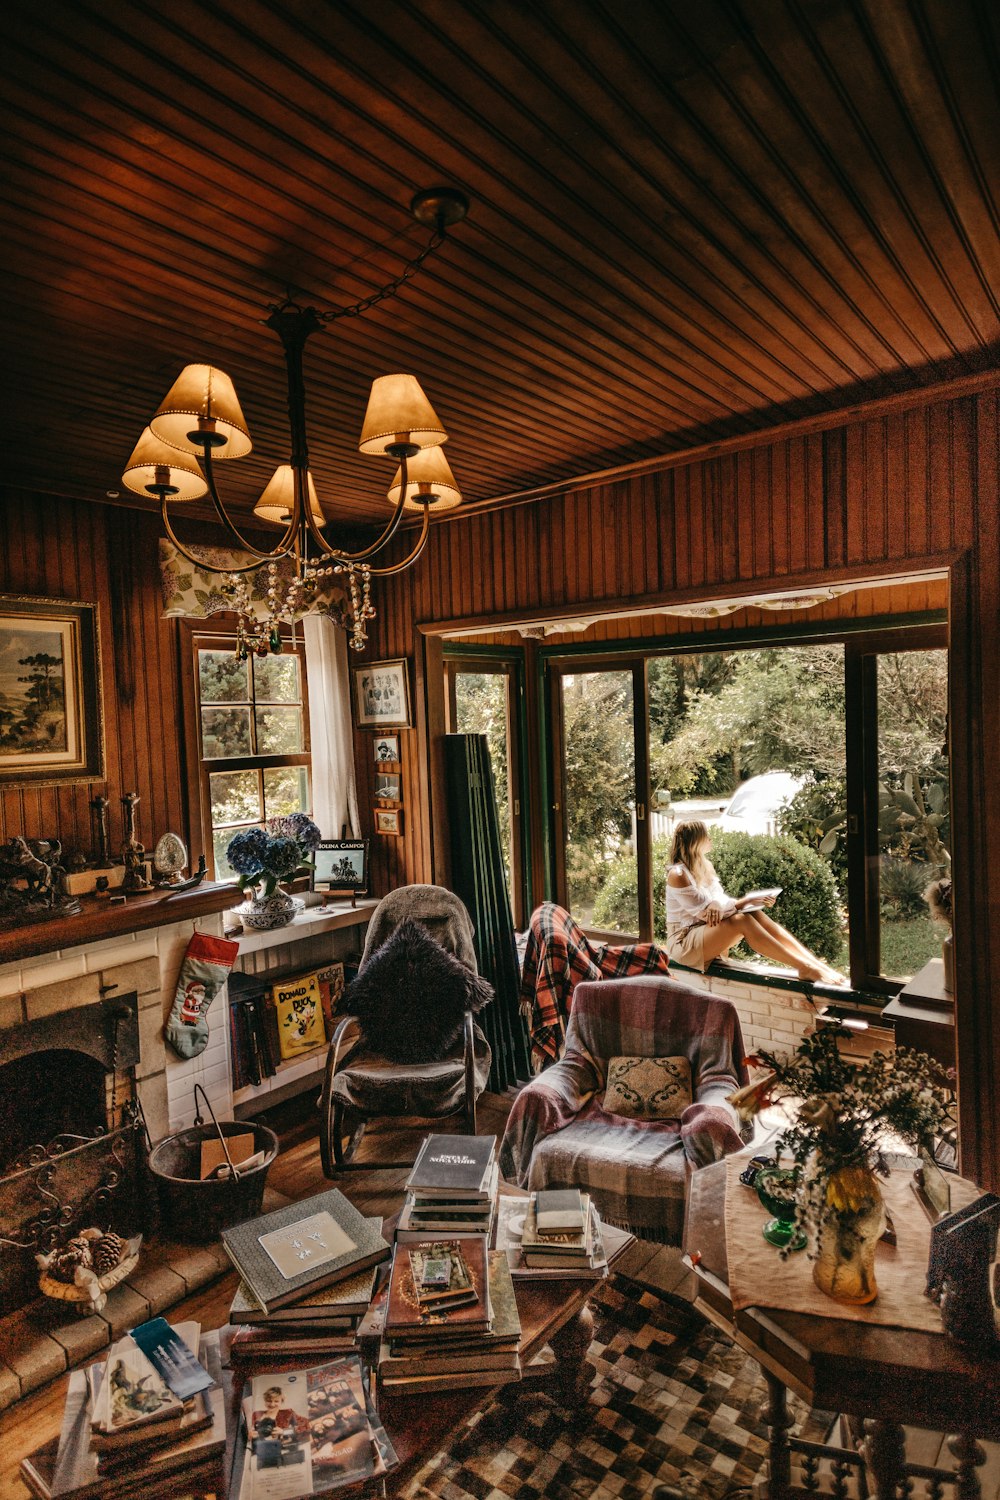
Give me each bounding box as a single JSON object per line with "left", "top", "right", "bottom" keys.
{"left": 238, "top": 888, "right": 303, "bottom": 931}
{"left": 810, "top": 1165, "right": 885, "bottom": 1305}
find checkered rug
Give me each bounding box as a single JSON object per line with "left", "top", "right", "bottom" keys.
{"left": 402, "top": 1277, "right": 822, "bottom": 1500}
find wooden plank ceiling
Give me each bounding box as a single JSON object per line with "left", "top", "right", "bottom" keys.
{"left": 1, "top": 0, "right": 998, "bottom": 528}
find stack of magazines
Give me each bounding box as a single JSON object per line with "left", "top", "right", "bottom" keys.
{"left": 232, "top": 1354, "right": 396, "bottom": 1498}
{"left": 375, "top": 1236, "right": 522, "bottom": 1394}
{"left": 395, "top": 1133, "right": 499, "bottom": 1240}
{"left": 494, "top": 1190, "right": 610, "bottom": 1278}
{"left": 20, "top": 1321, "right": 226, "bottom": 1500}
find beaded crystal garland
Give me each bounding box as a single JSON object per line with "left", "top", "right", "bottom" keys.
{"left": 226, "top": 558, "right": 373, "bottom": 658}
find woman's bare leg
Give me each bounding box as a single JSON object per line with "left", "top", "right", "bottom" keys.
{"left": 699, "top": 913, "right": 827, "bottom": 979}
{"left": 752, "top": 913, "right": 847, "bottom": 982}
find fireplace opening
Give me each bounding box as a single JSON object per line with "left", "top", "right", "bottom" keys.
{"left": 0, "top": 1050, "right": 108, "bottom": 1177}
{"left": 0, "top": 994, "right": 148, "bottom": 1317}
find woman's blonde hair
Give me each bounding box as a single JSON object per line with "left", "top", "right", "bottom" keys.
{"left": 670, "top": 819, "right": 712, "bottom": 884}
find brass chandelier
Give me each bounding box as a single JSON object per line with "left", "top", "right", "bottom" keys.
{"left": 121, "top": 188, "right": 468, "bottom": 656}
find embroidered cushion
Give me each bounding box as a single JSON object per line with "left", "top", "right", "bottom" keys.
{"left": 344, "top": 918, "right": 493, "bottom": 1064}
{"left": 603, "top": 1055, "right": 693, "bottom": 1120}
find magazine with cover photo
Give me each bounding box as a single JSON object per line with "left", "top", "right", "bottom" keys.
{"left": 235, "top": 1356, "right": 395, "bottom": 1499}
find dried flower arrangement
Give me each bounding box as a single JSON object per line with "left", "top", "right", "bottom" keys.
{"left": 732, "top": 1026, "right": 954, "bottom": 1255}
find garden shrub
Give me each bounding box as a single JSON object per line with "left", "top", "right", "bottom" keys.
{"left": 592, "top": 830, "right": 843, "bottom": 963}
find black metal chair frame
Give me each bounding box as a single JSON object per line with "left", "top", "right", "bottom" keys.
{"left": 318, "top": 1010, "right": 480, "bottom": 1175}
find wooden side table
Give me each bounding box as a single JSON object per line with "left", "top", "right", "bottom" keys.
{"left": 683, "top": 1160, "right": 1000, "bottom": 1500}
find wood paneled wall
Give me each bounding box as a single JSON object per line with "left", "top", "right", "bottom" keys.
{"left": 355, "top": 386, "right": 999, "bottom": 1189}
{"left": 0, "top": 490, "right": 188, "bottom": 858}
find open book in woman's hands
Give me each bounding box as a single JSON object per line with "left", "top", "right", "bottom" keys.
{"left": 741, "top": 887, "right": 781, "bottom": 911}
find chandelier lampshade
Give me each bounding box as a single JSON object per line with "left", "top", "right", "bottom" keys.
{"left": 358, "top": 374, "right": 447, "bottom": 455}
{"left": 253, "top": 465, "right": 326, "bottom": 527}
{"left": 387, "top": 445, "right": 462, "bottom": 512}
{"left": 121, "top": 426, "right": 208, "bottom": 501}
{"left": 150, "top": 364, "right": 253, "bottom": 458}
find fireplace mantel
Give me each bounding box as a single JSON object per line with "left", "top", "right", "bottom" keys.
{"left": 0, "top": 883, "right": 239, "bottom": 964}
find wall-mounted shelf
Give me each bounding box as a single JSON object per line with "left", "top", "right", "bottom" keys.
{"left": 230, "top": 899, "right": 379, "bottom": 956}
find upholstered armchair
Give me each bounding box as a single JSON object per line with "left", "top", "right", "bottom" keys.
{"left": 499, "top": 974, "right": 750, "bottom": 1244}
{"left": 319, "top": 885, "right": 493, "bottom": 1174}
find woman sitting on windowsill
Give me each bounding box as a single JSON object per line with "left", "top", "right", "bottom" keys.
{"left": 665, "top": 819, "right": 847, "bottom": 986}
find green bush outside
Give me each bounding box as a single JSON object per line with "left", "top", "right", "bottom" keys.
{"left": 592, "top": 830, "right": 844, "bottom": 963}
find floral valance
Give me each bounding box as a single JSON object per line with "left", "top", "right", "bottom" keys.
{"left": 158, "top": 539, "right": 350, "bottom": 628}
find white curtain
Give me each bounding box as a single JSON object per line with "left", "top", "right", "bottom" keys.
{"left": 303, "top": 614, "right": 360, "bottom": 840}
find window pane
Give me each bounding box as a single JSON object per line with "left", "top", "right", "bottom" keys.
{"left": 210, "top": 769, "right": 262, "bottom": 828}
{"left": 561, "top": 670, "right": 636, "bottom": 932}
{"left": 213, "top": 823, "right": 264, "bottom": 883}
{"left": 255, "top": 707, "right": 304, "bottom": 754}
{"left": 198, "top": 650, "right": 249, "bottom": 703}
{"left": 644, "top": 647, "right": 847, "bottom": 973}
{"left": 264, "top": 766, "right": 310, "bottom": 821}
{"left": 253, "top": 654, "right": 301, "bottom": 704}
{"left": 877, "top": 650, "right": 949, "bottom": 981}
{"left": 201, "top": 706, "right": 252, "bottom": 758}
{"left": 454, "top": 671, "right": 512, "bottom": 898}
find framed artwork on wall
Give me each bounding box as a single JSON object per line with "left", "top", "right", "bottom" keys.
{"left": 0, "top": 596, "right": 104, "bottom": 787}
{"left": 352, "top": 659, "right": 411, "bottom": 729}
{"left": 374, "top": 807, "right": 403, "bottom": 837}
{"left": 373, "top": 734, "right": 400, "bottom": 764}
{"left": 374, "top": 772, "right": 401, "bottom": 802}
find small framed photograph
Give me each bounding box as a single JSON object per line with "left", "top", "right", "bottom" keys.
{"left": 353, "top": 659, "right": 411, "bottom": 729}
{"left": 312, "top": 838, "right": 369, "bottom": 893}
{"left": 375, "top": 807, "right": 403, "bottom": 837}
{"left": 374, "top": 772, "right": 401, "bottom": 802}
{"left": 373, "top": 734, "right": 400, "bottom": 764}
{"left": 0, "top": 595, "right": 104, "bottom": 786}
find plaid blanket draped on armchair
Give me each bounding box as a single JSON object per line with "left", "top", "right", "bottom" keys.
{"left": 500, "top": 974, "right": 751, "bottom": 1244}
{"left": 520, "top": 902, "right": 672, "bottom": 1065}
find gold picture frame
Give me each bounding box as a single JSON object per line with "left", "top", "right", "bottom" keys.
{"left": 0, "top": 595, "right": 104, "bottom": 787}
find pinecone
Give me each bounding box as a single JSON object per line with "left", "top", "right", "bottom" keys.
{"left": 48, "top": 1237, "right": 93, "bottom": 1284}
{"left": 91, "top": 1232, "right": 125, "bottom": 1277}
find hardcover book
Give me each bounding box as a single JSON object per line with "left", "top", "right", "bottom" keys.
{"left": 229, "top": 1262, "right": 377, "bottom": 1327}
{"left": 385, "top": 1237, "right": 491, "bottom": 1336}
{"left": 522, "top": 1195, "right": 593, "bottom": 1256}
{"left": 405, "top": 1133, "right": 497, "bottom": 1198}
{"left": 535, "top": 1187, "right": 585, "bottom": 1233}
{"left": 222, "top": 1189, "right": 390, "bottom": 1314}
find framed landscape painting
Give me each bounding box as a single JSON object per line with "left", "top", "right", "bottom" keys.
{"left": 352, "top": 659, "right": 411, "bottom": 729}
{"left": 0, "top": 596, "right": 104, "bottom": 786}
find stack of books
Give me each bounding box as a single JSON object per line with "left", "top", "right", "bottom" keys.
{"left": 376, "top": 1236, "right": 522, "bottom": 1394}
{"left": 232, "top": 1352, "right": 397, "bottom": 1497}
{"left": 22, "top": 1321, "right": 226, "bottom": 1499}
{"left": 495, "top": 1189, "right": 610, "bottom": 1278}
{"left": 396, "top": 1132, "right": 499, "bottom": 1240}
{"left": 228, "top": 1259, "right": 380, "bottom": 1365}
{"left": 222, "top": 1188, "right": 391, "bottom": 1367}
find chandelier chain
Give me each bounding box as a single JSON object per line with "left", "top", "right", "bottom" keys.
{"left": 318, "top": 226, "right": 446, "bottom": 322}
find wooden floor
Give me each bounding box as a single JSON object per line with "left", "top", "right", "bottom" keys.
{"left": 0, "top": 1091, "right": 692, "bottom": 1500}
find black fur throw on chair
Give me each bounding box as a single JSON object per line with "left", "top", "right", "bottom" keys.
{"left": 344, "top": 918, "right": 493, "bottom": 1064}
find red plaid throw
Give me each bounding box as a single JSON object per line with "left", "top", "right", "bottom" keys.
{"left": 520, "top": 902, "right": 672, "bottom": 1063}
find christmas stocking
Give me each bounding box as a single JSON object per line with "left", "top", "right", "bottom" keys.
{"left": 165, "top": 932, "right": 241, "bottom": 1060}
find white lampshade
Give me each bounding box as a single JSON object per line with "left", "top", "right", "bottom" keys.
{"left": 149, "top": 364, "right": 252, "bottom": 458}
{"left": 121, "top": 426, "right": 207, "bottom": 501}
{"left": 358, "top": 374, "right": 446, "bottom": 455}
{"left": 387, "top": 446, "right": 462, "bottom": 512}
{"left": 253, "top": 465, "right": 326, "bottom": 527}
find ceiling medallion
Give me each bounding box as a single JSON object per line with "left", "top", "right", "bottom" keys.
{"left": 121, "top": 188, "right": 470, "bottom": 657}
